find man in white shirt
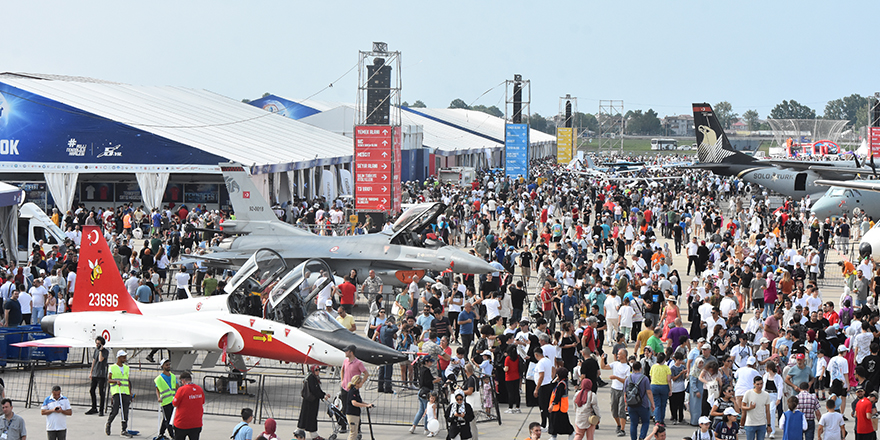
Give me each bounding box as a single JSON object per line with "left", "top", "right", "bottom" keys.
{"left": 601, "top": 348, "right": 632, "bottom": 435}
{"left": 124, "top": 271, "right": 140, "bottom": 298}
{"left": 604, "top": 291, "right": 622, "bottom": 344}
{"left": 719, "top": 290, "right": 738, "bottom": 319}
{"left": 175, "top": 267, "right": 191, "bottom": 300}
{"left": 733, "top": 356, "right": 761, "bottom": 409}
{"left": 483, "top": 292, "right": 502, "bottom": 321}
{"left": 532, "top": 348, "right": 555, "bottom": 428}
{"left": 29, "top": 278, "right": 49, "bottom": 323}
{"left": 41, "top": 385, "right": 72, "bottom": 439}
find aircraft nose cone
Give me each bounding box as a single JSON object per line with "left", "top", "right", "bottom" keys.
{"left": 860, "top": 242, "right": 873, "bottom": 258}
{"left": 446, "top": 248, "right": 496, "bottom": 274}
{"left": 41, "top": 314, "right": 55, "bottom": 335}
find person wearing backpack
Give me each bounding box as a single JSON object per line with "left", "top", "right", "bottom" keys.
{"left": 624, "top": 361, "right": 654, "bottom": 440}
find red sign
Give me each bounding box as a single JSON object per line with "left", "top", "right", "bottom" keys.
{"left": 355, "top": 125, "right": 393, "bottom": 211}
{"left": 871, "top": 127, "right": 880, "bottom": 157}
{"left": 392, "top": 126, "right": 402, "bottom": 212}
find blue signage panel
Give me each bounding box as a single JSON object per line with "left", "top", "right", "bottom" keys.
{"left": 0, "top": 82, "right": 228, "bottom": 166}
{"left": 505, "top": 124, "right": 529, "bottom": 179}
{"left": 116, "top": 183, "right": 143, "bottom": 203}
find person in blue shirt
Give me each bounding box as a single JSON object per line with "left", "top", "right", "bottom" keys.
{"left": 457, "top": 302, "right": 477, "bottom": 359}
{"left": 561, "top": 288, "right": 579, "bottom": 323}
{"left": 231, "top": 407, "right": 254, "bottom": 440}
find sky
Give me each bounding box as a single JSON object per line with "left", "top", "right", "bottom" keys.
{"left": 4, "top": 1, "right": 879, "bottom": 121}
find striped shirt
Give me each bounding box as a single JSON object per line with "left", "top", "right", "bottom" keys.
{"left": 796, "top": 391, "right": 820, "bottom": 420}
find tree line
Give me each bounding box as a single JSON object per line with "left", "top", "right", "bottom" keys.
{"left": 400, "top": 94, "right": 878, "bottom": 136}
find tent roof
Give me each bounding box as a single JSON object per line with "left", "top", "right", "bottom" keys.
{"left": 0, "top": 73, "right": 355, "bottom": 171}
{"left": 0, "top": 182, "right": 22, "bottom": 207}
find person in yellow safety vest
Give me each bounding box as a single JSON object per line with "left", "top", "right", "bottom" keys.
{"left": 107, "top": 350, "right": 133, "bottom": 438}
{"left": 154, "top": 359, "right": 178, "bottom": 440}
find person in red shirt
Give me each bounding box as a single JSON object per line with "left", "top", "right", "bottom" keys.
{"left": 823, "top": 302, "right": 839, "bottom": 326}
{"left": 503, "top": 346, "right": 521, "bottom": 413}
{"left": 338, "top": 275, "right": 357, "bottom": 314}
{"left": 172, "top": 371, "right": 204, "bottom": 440}
{"left": 855, "top": 391, "right": 878, "bottom": 440}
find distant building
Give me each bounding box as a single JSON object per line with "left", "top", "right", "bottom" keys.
{"left": 661, "top": 114, "right": 694, "bottom": 137}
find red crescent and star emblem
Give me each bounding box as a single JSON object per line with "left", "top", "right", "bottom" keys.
{"left": 102, "top": 329, "right": 111, "bottom": 341}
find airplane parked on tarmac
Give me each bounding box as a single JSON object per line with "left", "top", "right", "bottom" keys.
{"left": 182, "top": 163, "right": 496, "bottom": 288}
{"left": 809, "top": 179, "right": 880, "bottom": 260}
{"left": 17, "top": 226, "right": 406, "bottom": 370}
{"left": 691, "top": 103, "right": 869, "bottom": 199}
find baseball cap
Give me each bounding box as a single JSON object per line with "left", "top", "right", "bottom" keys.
{"left": 160, "top": 358, "right": 170, "bottom": 366}
{"left": 325, "top": 299, "right": 333, "bottom": 307}
{"left": 760, "top": 337, "right": 770, "bottom": 344}
{"left": 870, "top": 391, "right": 879, "bottom": 399}
{"left": 723, "top": 407, "right": 738, "bottom": 416}
{"left": 116, "top": 350, "right": 128, "bottom": 358}
{"left": 746, "top": 356, "right": 756, "bottom": 365}
{"left": 699, "top": 416, "right": 711, "bottom": 425}
{"left": 701, "top": 344, "right": 711, "bottom": 350}
{"left": 344, "top": 345, "right": 357, "bottom": 353}
{"left": 294, "top": 429, "right": 306, "bottom": 439}
{"left": 481, "top": 350, "right": 492, "bottom": 356}
{"left": 795, "top": 353, "right": 805, "bottom": 360}
{"left": 838, "top": 345, "right": 849, "bottom": 352}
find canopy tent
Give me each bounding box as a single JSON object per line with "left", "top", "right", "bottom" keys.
{"left": 0, "top": 182, "right": 24, "bottom": 265}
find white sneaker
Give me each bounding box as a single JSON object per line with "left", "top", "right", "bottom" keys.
{"left": 409, "top": 426, "right": 416, "bottom": 434}
{"left": 769, "top": 434, "right": 775, "bottom": 439}
{"left": 504, "top": 409, "right": 514, "bottom": 414}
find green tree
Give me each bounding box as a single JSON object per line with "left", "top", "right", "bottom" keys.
{"left": 624, "top": 109, "right": 662, "bottom": 135}
{"left": 241, "top": 98, "right": 251, "bottom": 104}
{"left": 401, "top": 101, "right": 409, "bottom": 107}
{"left": 742, "top": 109, "right": 760, "bottom": 131}
{"left": 525, "top": 113, "right": 550, "bottom": 134}
{"left": 714, "top": 101, "right": 738, "bottom": 129}
{"left": 262, "top": 92, "right": 271, "bottom": 98}
{"left": 471, "top": 105, "right": 504, "bottom": 118}
{"left": 411, "top": 100, "right": 427, "bottom": 108}
{"left": 574, "top": 112, "right": 599, "bottom": 131}
{"left": 824, "top": 94, "right": 871, "bottom": 127}
{"left": 769, "top": 100, "right": 816, "bottom": 119}
{"left": 448, "top": 99, "right": 470, "bottom": 109}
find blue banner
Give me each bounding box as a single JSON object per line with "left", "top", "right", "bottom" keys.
{"left": 505, "top": 123, "right": 529, "bottom": 178}
{"left": 0, "top": 82, "right": 228, "bottom": 167}
{"left": 247, "top": 95, "right": 321, "bottom": 121}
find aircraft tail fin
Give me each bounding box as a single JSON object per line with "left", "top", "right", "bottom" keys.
{"left": 220, "top": 163, "right": 284, "bottom": 224}
{"left": 692, "top": 103, "right": 756, "bottom": 165}
{"left": 73, "top": 226, "right": 142, "bottom": 314}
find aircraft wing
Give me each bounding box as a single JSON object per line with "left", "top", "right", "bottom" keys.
{"left": 13, "top": 337, "right": 197, "bottom": 349}
{"left": 815, "top": 179, "right": 880, "bottom": 192}
{"left": 808, "top": 166, "right": 877, "bottom": 176}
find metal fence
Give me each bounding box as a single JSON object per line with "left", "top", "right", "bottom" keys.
{"left": 7, "top": 353, "right": 504, "bottom": 427}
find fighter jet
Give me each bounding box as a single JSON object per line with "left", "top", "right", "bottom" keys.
{"left": 691, "top": 103, "right": 868, "bottom": 198}
{"left": 20, "top": 227, "right": 407, "bottom": 370}
{"left": 809, "top": 178, "right": 880, "bottom": 260}
{"left": 184, "top": 163, "right": 496, "bottom": 287}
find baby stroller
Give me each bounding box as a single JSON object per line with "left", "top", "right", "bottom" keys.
{"left": 326, "top": 393, "right": 357, "bottom": 440}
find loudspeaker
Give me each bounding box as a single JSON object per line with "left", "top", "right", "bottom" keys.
{"left": 367, "top": 58, "right": 391, "bottom": 125}
{"left": 565, "top": 100, "right": 573, "bottom": 128}
{"left": 872, "top": 99, "right": 880, "bottom": 127}
{"left": 512, "top": 80, "right": 523, "bottom": 124}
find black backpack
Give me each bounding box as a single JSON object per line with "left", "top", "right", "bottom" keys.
{"left": 625, "top": 374, "right": 646, "bottom": 407}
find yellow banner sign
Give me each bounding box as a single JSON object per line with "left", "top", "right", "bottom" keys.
{"left": 557, "top": 127, "right": 574, "bottom": 164}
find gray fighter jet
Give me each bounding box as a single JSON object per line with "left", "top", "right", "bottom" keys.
{"left": 185, "top": 163, "right": 495, "bottom": 287}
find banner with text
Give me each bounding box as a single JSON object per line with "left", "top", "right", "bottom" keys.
{"left": 354, "top": 125, "right": 393, "bottom": 212}
{"left": 871, "top": 127, "right": 880, "bottom": 157}
{"left": 505, "top": 124, "right": 529, "bottom": 179}
{"left": 556, "top": 127, "right": 574, "bottom": 164}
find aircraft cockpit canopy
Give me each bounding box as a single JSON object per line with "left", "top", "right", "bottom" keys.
{"left": 387, "top": 202, "right": 447, "bottom": 247}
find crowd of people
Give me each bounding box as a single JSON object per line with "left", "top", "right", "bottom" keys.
{"left": 4, "top": 154, "right": 880, "bottom": 440}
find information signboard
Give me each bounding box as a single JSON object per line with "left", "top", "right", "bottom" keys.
{"left": 354, "top": 125, "right": 393, "bottom": 212}
{"left": 556, "top": 127, "right": 573, "bottom": 164}
{"left": 505, "top": 123, "right": 529, "bottom": 179}
{"left": 871, "top": 127, "right": 880, "bottom": 157}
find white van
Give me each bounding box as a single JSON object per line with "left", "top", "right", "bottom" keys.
{"left": 438, "top": 167, "right": 476, "bottom": 187}
{"left": 17, "top": 203, "right": 67, "bottom": 263}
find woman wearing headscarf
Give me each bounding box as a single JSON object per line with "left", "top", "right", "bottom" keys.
{"left": 256, "top": 418, "right": 278, "bottom": 440}
{"left": 297, "top": 365, "right": 328, "bottom": 439}
{"left": 573, "top": 378, "right": 599, "bottom": 440}
{"left": 446, "top": 389, "right": 476, "bottom": 440}
{"left": 548, "top": 367, "right": 574, "bottom": 439}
